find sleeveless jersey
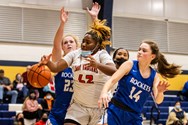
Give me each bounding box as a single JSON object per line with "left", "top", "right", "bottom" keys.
{"left": 113, "top": 60, "right": 156, "bottom": 113}
{"left": 49, "top": 67, "right": 74, "bottom": 119}
{"left": 63, "top": 49, "right": 113, "bottom": 108}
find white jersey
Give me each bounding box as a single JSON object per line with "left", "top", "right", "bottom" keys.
{"left": 63, "top": 48, "right": 113, "bottom": 108}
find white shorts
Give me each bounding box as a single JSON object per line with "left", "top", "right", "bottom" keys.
{"left": 65, "top": 102, "right": 104, "bottom": 125}
{"left": 97, "top": 110, "right": 108, "bottom": 125}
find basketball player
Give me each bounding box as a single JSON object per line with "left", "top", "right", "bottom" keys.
{"left": 112, "top": 48, "right": 129, "bottom": 69}
{"left": 98, "top": 40, "right": 182, "bottom": 125}
{"left": 40, "top": 16, "right": 117, "bottom": 124}
{"left": 98, "top": 48, "right": 129, "bottom": 125}
{"left": 46, "top": 3, "right": 101, "bottom": 125}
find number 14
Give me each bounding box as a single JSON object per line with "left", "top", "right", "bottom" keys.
{"left": 129, "top": 86, "right": 142, "bottom": 102}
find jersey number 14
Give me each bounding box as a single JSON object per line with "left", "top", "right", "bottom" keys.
{"left": 129, "top": 86, "right": 142, "bottom": 102}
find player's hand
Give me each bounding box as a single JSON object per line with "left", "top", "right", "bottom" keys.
{"left": 98, "top": 92, "right": 110, "bottom": 109}
{"left": 157, "top": 80, "right": 170, "bottom": 93}
{"left": 39, "top": 54, "right": 52, "bottom": 66}
{"left": 60, "top": 7, "right": 68, "bottom": 23}
{"left": 85, "top": 55, "right": 99, "bottom": 68}
{"left": 87, "top": 2, "right": 100, "bottom": 21}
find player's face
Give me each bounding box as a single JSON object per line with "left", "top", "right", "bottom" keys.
{"left": 81, "top": 34, "right": 98, "bottom": 51}
{"left": 115, "top": 49, "right": 129, "bottom": 61}
{"left": 62, "top": 36, "right": 77, "bottom": 54}
{"left": 137, "top": 43, "right": 155, "bottom": 62}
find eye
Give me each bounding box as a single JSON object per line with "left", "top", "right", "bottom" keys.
{"left": 70, "top": 40, "right": 74, "bottom": 43}
{"left": 142, "top": 49, "right": 147, "bottom": 52}
{"left": 118, "top": 53, "right": 121, "bottom": 56}
{"left": 64, "top": 41, "right": 68, "bottom": 45}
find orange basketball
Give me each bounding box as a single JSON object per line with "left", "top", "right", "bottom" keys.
{"left": 27, "top": 64, "right": 52, "bottom": 88}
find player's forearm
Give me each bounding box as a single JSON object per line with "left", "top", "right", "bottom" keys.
{"left": 46, "top": 61, "right": 59, "bottom": 73}
{"left": 101, "top": 79, "right": 116, "bottom": 94}
{"left": 91, "top": 15, "right": 98, "bottom": 22}
{"left": 47, "top": 59, "right": 68, "bottom": 73}
{"left": 97, "top": 63, "right": 117, "bottom": 76}
{"left": 155, "top": 92, "right": 164, "bottom": 104}
{"left": 52, "top": 22, "right": 65, "bottom": 62}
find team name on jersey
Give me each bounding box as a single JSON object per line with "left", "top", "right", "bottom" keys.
{"left": 73, "top": 64, "right": 98, "bottom": 73}
{"left": 130, "top": 77, "right": 151, "bottom": 92}
{"left": 61, "top": 72, "right": 73, "bottom": 78}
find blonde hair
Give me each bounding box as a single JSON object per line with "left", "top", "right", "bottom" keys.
{"left": 86, "top": 19, "right": 111, "bottom": 49}
{"left": 62, "top": 34, "right": 80, "bottom": 48}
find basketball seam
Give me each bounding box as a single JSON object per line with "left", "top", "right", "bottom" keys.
{"left": 29, "top": 66, "right": 51, "bottom": 88}
{"left": 37, "top": 69, "right": 51, "bottom": 87}
{"left": 30, "top": 67, "right": 40, "bottom": 87}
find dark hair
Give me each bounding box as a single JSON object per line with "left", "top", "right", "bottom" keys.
{"left": 112, "top": 48, "right": 129, "bottom": 61}
{"left": 142, "top": 40, "right": 182, "bottom": 78}
{"left": 29, "top": 89, "right": 36, "bottom": 94}
{"left": 0, "top": 69, "right": 4, "bottom": 73}
{"left": 86, "top": 19, "right": 111, "bottom": 49}
{"left": 175, "top": 101, "right": 181, "bottom": 105}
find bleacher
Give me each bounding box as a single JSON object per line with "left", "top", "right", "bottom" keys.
{"left": 1, "top": 96, "right": 188, "bottom": 125}
{"left": 0, "top": 104, "right": 22, "bottom": 125}
{"left": 0, "top": 98, "right": 44, "bottom": 125}
{"left": 143, "top": 95, "right": 188, "bottom": 125}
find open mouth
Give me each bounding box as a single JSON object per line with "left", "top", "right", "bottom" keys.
{"left": 67, "top": 47, "right": 72, "bottom": 49}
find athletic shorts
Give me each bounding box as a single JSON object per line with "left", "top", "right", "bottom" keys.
{"left": 97, "top": 110, "right": 108, "bottom": 125}
{"left": 64, "top": 102, "right": 103, "bottom": 125}
{"left": 107, "top": 103, "right": 143, "bottom": 125}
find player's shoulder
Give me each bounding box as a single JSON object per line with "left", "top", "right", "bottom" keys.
{"left": 64, "top": 49, "right": 81, "bottom": 59}
{"left": 98, "top": 49, "right": 111, "bottom": 57}
{"left": 122, "top": 60, "right": 134, "bottom": 67}
{"left": 99, "top": 49, "right": 108, "bottom": 54}
{"left": 70, "top": 48, "right": 81, "bottom": 54}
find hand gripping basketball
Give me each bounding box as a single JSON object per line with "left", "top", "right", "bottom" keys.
{"left": 27, "top": 64, "right": 52, "bottom": 88}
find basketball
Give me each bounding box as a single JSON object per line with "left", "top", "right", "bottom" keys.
{"left": 27, "top": 64, "right": 52, "bottom": 88}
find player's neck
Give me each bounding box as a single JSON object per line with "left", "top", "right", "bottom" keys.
{"left": 138, "top": 62, "right": 150, "bottom": 71}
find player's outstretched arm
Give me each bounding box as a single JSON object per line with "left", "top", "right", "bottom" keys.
{"left": 40, "top": 54, "right": 68, "bottom": 73}
{"left": 98, "top": 61, "right": 133, "bottom": 108}
{"left": 87, "top": 2, "right": 101, "bottom": 21}
{"left": 52, "top": 7, "right": 68, "bottom": 62}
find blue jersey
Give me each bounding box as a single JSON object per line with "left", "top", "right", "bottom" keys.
{"left": 182, "top": 81, "right": 188, "bottom": 93}
{"left": 48, "top": 67, "right": 74, "bottom": 124}
{"left": 113, "top": 60, "right": 156, "bottom": 113}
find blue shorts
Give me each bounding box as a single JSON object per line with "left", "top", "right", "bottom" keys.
{"left": 107, "top": 103, "right": 142, "bottom": 125}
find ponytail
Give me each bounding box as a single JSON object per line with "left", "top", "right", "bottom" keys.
{"left": 157, "top": 52, "right": 181, "bottom": 78}
{"left": 142, "top": 40, "right": 182, "bottom": 78}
